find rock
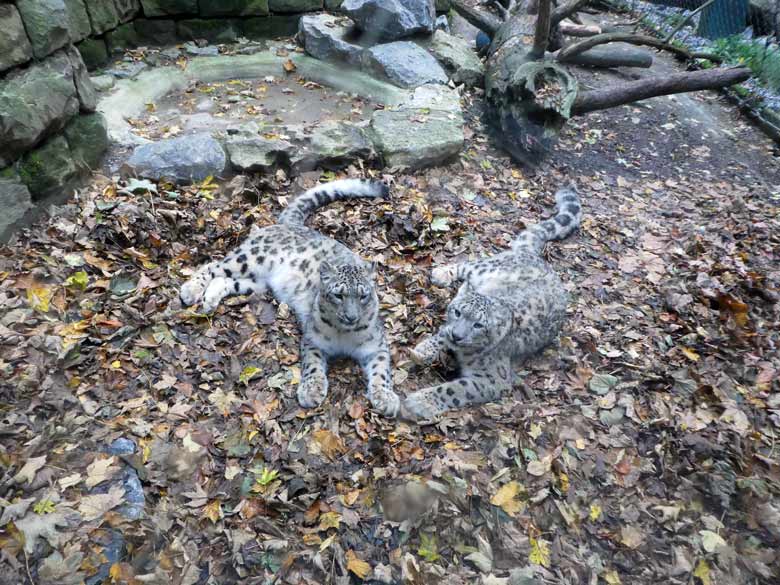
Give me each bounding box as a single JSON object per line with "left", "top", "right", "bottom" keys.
{"left": 127, "top": 133, "right": 227, "bottom": 184}
{"left": 82, "top": 0, "right": 120, "bottom": 35}
{"left": 85, "top": 530, "right": 125, "bottom": 585}
{"left": 225, "top": 134, "right": 295, "bottom": 173}
{"left": 64, "top": 113, "right": 109, "bottom": 169}
{"left": 434, "top": 14, "right": 449, "bottom": 33}
{"left": 268, "top": 0, "right": 323, "bottom": 12}
{"left": 117, "top": 468, "right": 145, "bottom": 520}
{"left": 15, "top": 0, "right": 71, "bottom": 59}
{"left": 77, "top": 38, "right": 110, "bottom": 70}
{"left": 0, "top": 51, "right": 80, "bottom": 167}
{"left": 177, "top": 19, "right": 239, "bottom": 43}
{"left": 341, "top": 0, "right": 435, "bottom": 42}
{"left": 114, "top": 0, "right": 141, "bottom": 22}
{"left": 107, "top": 61, "right": 149, "bottom": 79}
{"left": 91, "top": 75, "right": 116, "bottom": 92}
{"left": 434, "top": 0, "right": 450, "bottom": 11}
{"left": 298, "top": 14, "right": 363, "bottom": 66}
{"left": 200, "top": 0, "right": 269, "bottom": 16}
{"left": 0, "top": 173, "right": 34, "bottom": 242}
{"left": 326, "top": 0, "right": 344, "bottom": 8}
{"left": 17, "top": 135, "right": 80, "bottom": 199}
{"left": 293, "top": 120, "right": 374, "bottom": 172}
{"left": 65, "top": 45, "right": 98, "bottom": 112}
{"left": 105, "top": 437, "right": 137, "bottom": 456}
{"left": 0, "top": 5, "right": 34, "bottom": 73}
{"left": 134, "top": 19, "right": 178, "bottom": 45}
{"left": 242, "top": 15, "right": 301, "bottom": 39}
{"left": 63, "top": 0, "right": 92, "bottom": 43}
{"left": 362, "top": 41, "right": 447, "bottom": 88}
{"left": 425, "top": 30, "right": 483, "bottom": 87}
{"left": 369, "top": 84, "right": 463, "bottom": 170}
{"left": 183, "top": 42, "right": 219, "bottom": 56}
{"left": 139, "top": 0, "right": 198, "bottom": 16}
{"left": 107, "top": 23, "right": 141, "bottom": 51}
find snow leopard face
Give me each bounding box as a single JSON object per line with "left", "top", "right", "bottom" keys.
{"left": 317, "top": 261, "right": 378, "bottom": 329}
{"left": 442, "top": 286, "right": 512, "bottom": 355}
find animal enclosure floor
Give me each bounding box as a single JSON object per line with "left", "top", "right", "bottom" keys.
{"left": 1, "top": 15, "right": 779, "bottom": 585}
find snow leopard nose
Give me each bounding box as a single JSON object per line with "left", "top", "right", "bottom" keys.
{"left": 451, "top": 331, "right": 464, "bottom": 343}
{"left": 343, "top": 313, "right": 359, "bottom": 325}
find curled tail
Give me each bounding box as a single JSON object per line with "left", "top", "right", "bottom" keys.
{"left": 512, "top": 186, "right": 582, "bottom": 255}
{"left": 278, "top": 178, "right": 389, "bottom": 227}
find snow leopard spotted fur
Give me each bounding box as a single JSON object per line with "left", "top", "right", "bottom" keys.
{"left": 403, "top": 187, "right": 582, "bottom": 420}
{"left": 179, "top": 179, "right": 400, "bottom": 417}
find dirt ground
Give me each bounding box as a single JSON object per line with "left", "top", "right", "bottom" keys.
{"left": 1, "top": 9, "right": 779, "bottom": 585}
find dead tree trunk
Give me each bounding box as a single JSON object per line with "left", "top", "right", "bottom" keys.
{"left": 452, "top": 0, "right": 751, "bottom": 165}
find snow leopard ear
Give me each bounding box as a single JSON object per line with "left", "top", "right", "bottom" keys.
{"left": 320, "top": 261, "right": 335, "bottom": 286}
{"left": 364, "top": 260, "right": 377, "bottom": 278}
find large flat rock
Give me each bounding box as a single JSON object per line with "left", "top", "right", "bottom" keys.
{"left": 200, "top": 0, "right": 269, "bottom": 16}
{"left": 369, "top": 83, "right": 463, "bottom": 170}
{"left": 64, "top": 0, "right": 93, "bottom": 42}
{"left": 127, "top": 133, "right": 227, "bottom": 183}
{"left": 225, "top": 134, "right": 295, "bottom": 173}
{"left": 341, "top": 0, "right": 435, "bottom": 42}
{"left": 362, "top": 41, "right": 447, "bottom": 88}
{"left": 299, "top": 13, "right": 363, "bottom": 66}
{"left": 0, "top": 5, "right": 34, "bottom": 73}
{"left": 292, "top": 120, "right": 375, "bottom": 172}
{"left": 82, "top": 0, "right": 120, "bottom": 35}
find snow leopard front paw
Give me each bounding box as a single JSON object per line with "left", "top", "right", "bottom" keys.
{"left": 369, "top": 389, "right": 400, "bottom": 418}
{"left": 430, "top": 265, "right": 457, "bottom": 288}
{"left": 180, "top": 278, "right": 206, "bottom": 307}
{"left": 297, "top": 374, "right": 329, "bottom": 409}
{"left": 400, "top": 389, "right": 443, "bottom": 421}
{"left": 409, "top": 336, "right": 442, "bottom": 366}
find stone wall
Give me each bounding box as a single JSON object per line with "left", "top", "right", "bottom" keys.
{"left": 0, "top": 0, "right": 110, "bottom": 241}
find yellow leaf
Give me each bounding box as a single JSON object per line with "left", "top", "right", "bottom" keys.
{"left": 589, "top": 503, "right": 602, "bottom": 521}
{"left": 302, "top": 533, "right": 322, "bottom": 546}
{"left": 27, "top": 284, "right": 53, "bottom": 312}
{"left": 109, "top": 563, "right": 122, "bottom": 580}
{"left": 110, "top": 360, "right": 121, "bottom": 369}
{"left": 490, "top": 481, "right": 525, "bottom": 517}
{"left": 603, "top": 569, "right": 622, "bottom": 584}
{"left": 319, "top": 533, "right": 336, "bottom": 552}
{"left": 282, "top": 59, "right": 297, "bottom": 73}
{"left": 529, "top": 537, "right": 550, "bottom": 567}
{"left": 681, "top": 347, "right": 700, "bottom": 362}
{"left": 346, "top": 549, "right": 371, "bottom": 579}
{"left": 318, "top": 511, "right": 342, "bottom": 531}
{"left": 203, "top": 500, "right": 222, "bottom": 524}
{"left": 558, "top": 472, "right": 569, "bottom": 494}
{"left": 529, "top": 423, "right": 542, "bottom": 439}
{"left": 693, "top": 559, "right": 711, "bottom": 585}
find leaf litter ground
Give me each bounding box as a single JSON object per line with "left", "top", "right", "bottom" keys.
{"left": 1, "top": 38, "right": 780, "bottom": 585}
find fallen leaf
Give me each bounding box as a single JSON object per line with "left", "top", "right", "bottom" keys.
{"left": 85, "top": 456, "right": 119, "bottom": 488}
{"left": 13, "top": 455, "right": 46, "bottom": 485}
{"left": 78, "top": 485, "right": 125, "bottom": 521}
{"left": 700, "top": 530, "right": 726, "bottom": 553}
{"left": 490, "top": 481, "right": 525, "bottom": 517}
{"left": 528, "top": 537, "right": 550, "bottom": 567}
{"left": 346, "top": 549, "right": 371, "bottom": 579}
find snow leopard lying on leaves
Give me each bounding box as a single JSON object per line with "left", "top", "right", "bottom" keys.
{"left": 402, "top": 187, "right": 582, "bottom": 420}
{"left": 180, "top": 179, "right": 400, "bottom": 417}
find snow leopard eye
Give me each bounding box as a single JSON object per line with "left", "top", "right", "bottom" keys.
{"left": 331, "top": 292, "right": 344, "bottom": 303}
{"left": 473, "top": 322, "right": 484, "bottom": 329}
{"left": 452, "top": 308, "right": 461, "bottom": 319}
{"left": 360, "top": 291, "right": 370, "bottom": 303}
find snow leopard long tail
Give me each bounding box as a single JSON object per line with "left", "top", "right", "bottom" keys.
{"left": 511, "top": 186, "right": 582, "bottom": 255}
{"left": 278, "top": 178, "right": 390, "bottom": 227}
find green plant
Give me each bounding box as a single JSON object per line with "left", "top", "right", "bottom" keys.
{"left": 712, "top": 36, "right": 780, "bottom": 91}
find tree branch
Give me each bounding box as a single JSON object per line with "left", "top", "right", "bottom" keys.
{"left": 451, "top": 0, "right": 503, "bottom": 35}
{"left": 561, "top": 46, "right": 653, "bottom": 68}
{"left": 572, "top": 67, "right": 751, "bottom": 115}
{"left": 551, "top": 0, "right": 591, "bottom": 27}
{"left": 531, "top": 0, "right": 553, "bottom": 58}
{"left": 555, "top": 32, "right": 722, "bottom": 63}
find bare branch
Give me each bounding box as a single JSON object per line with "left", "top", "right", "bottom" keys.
{"left": 572, "top": 67, "right": 751, "bottom": 115}
{"left": 555, "top": 32, "right": 722, "bottom": 63}
{"left": 451, "top": 0, "right": 503, "bottom": 35}
{"left": 663, "top": 0, "right": 717, "bottom": 43}
{"left": 551, "top": 0, "right": 591, "bottom": 27}
{"left": 531, "top": 0, "right": 553, "bottom": 58}
{"left": 559, "top": 21, "right": 603, "bottom": 36}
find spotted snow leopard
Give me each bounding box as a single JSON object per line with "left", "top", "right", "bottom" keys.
{"left": 402, "top": 187, "right": 582, "bottom": 419}
{"left": 179, "top": 179, "right": 400, "bottom": 417}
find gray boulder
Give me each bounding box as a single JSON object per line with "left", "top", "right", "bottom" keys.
{"left": 17, "top": 135, "right": 80, "bottom": 199}
{"left": 225, "top": 134, "right": 295, "bottom": 173}
{"left": 90, "top": 75, "right": 116, "bottom": 91}
{"left": 0, "top": 51, "right": 80, "bottom": 167}
{"left": 114, "top": 0, "right": 141, "bottom": 22}
{"left": 15, "top": 0, "right": 71, "bottom": 59}
{"left": 425, "top": 30, "right": 483, "bottom": 87}
{"left": 139, "top": 0, "right": 198, "bottom": 16}
{"left": 362, "top": 41, "right": 447, "bottom": 88}
{"left": 82, "top": 0, "right": 120, "bottom": 35}
{"left": 65, "top": 45, "right": 98, "bottom": 112}
{"left": 293, "top": 120, "right": 374, "bottom": 172}
{"left": 298, "top": 14, "right": 363, "bottom": 66}
{"left": 434, "top": 14, "right": 449, "bottom": 33}
{"left": 134, "top": 19, "right": 178, "bottom": 45}
{"left": 369, "top": 83, "right": 463, "bottom": 170}
{"left": 127, "top": 133, "right": 227, "bottom": 184}
{"left": 64, "top": 113, "right": 109, "bottom": 169}
{"left": 77, "top": 38, "right": 110, "bottom": 70}
{"left": 0, "top": 173, "right": 34, "bottom": 242}
{"left": 341, "top": 0, "right": 435, "bottom": 42}
{"left": 0, "top": 5, "right": 34, "bottom": 73}
{"left": 63, "top": 0, "right": 93, "bottom": 42}
{"left": 177, "top": 19, "right": 239, "bottom": 43}
{"left": 200, "top": 0, "right": 269, "bottom": 16}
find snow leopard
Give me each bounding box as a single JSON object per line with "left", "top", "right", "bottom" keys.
{"left": 179, "top": 179, "right": 400, "bottom": 417}
{"left": 402, "top": 186, "right": 582, "bottom": 420}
